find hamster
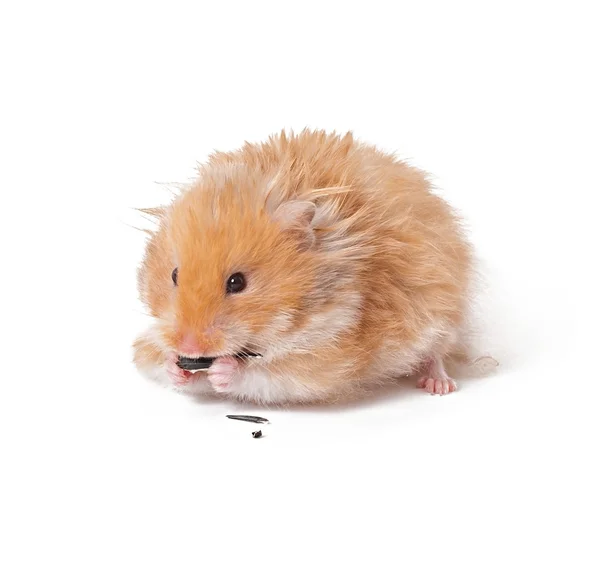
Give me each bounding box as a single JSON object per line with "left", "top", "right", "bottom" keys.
{"left": 133, "top": 129, "right": 474, "bottom": 404}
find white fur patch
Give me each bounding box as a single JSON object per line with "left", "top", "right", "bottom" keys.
{"left": 227, "top": 365, "right": 314, "bottom": 404}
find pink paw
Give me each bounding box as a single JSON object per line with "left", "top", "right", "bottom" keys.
{"left": 165, "top": 352, "right": 193, "bottom": 386}
{"left": 416, "top": 375, "right": 457, "bottom": 395}
{"left": 207, "top": 356, "right": 239, "bottom": 393}
{"left": 416, "top": 356, "right": 457, "bottom": 395}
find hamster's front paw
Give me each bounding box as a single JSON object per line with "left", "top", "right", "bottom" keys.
{"left": 165, "top": 351, "right": 193, "bottom": 386}
{"left": 207, "top": 356, "right": 239, "bottom": 393}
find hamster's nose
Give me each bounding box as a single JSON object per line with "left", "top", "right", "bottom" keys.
{"left": 178, "top": 331, "right": 203, "bottom": 357}
{"left": 177, "top": 326, "right": 223, "bottom": 357}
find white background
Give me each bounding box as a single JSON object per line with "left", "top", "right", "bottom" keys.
{"left": 1, "top": 1, "right": 599, "bottom": 567}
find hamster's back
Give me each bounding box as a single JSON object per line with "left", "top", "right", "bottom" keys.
{"left": 205, "top": 129, "right": 472, "bottom": 379}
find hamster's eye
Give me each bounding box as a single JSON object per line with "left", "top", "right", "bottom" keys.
{"left": 172, "top": 268, "right": 178, "bottom": 286}
{"left": 226, "top": 272, "right": 246, "bottom": 294}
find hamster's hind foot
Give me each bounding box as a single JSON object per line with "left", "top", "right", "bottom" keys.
{"left": 416, "top": 356, "right": 457, "bottom": 395}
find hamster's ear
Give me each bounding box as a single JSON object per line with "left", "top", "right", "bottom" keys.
{"left": 274, "top": 201, "right": 316, "bottom": 251}
{"left": 274, "top": 201, "right": 316, "bottom": 227}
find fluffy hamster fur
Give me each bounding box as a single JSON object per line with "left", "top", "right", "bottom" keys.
{"left": 133, "top": 129, "right": 474, "bottom": 404}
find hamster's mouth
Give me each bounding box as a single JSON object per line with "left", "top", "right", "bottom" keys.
{"left": 176, "top": 350, "right": 262, "bottom": 372}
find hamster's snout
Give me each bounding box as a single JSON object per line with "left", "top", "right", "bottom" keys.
{"left": 178, "top": 331, "right": 203, "bottom": 357}
{"left": 177, "top": 329, "right": 222, "bottom": 358}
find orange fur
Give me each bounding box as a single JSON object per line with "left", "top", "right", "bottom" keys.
{"left": 133, "top": 129, "right": 473, "bottom": 403}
